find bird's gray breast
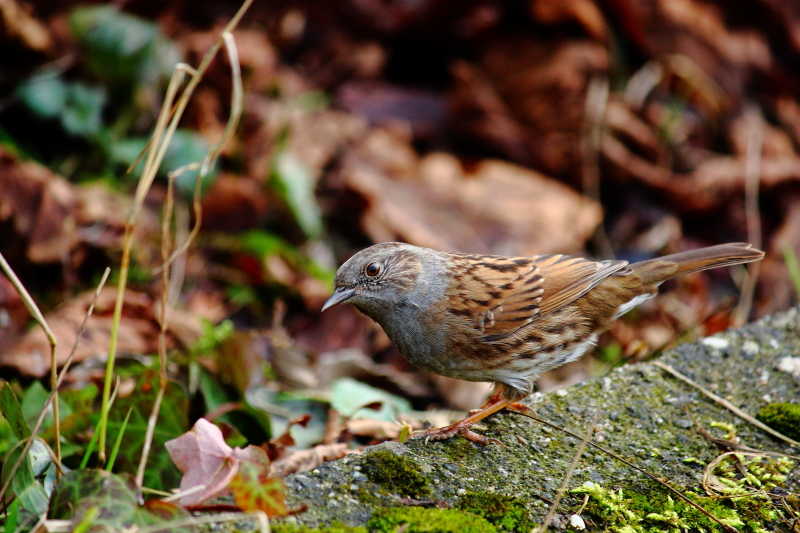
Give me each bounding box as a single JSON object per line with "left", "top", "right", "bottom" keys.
{"left": 376, "top": 254, "right": 452, "bottom": 375}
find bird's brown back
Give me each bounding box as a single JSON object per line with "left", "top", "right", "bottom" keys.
{"left": 424, "top": 243, "right": 763, "bottom": 397}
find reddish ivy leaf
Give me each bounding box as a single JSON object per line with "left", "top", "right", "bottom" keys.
{"left": 165, "top": 418, "right": 239, "bottom": 505}
{"left": 229, "top": 448, "right": 288, "bottom": 517}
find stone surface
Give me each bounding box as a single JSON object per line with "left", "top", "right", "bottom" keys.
{"left": 277, "top": 307, "right": 800, "bottom": 530}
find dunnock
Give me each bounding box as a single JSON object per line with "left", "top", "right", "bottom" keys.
{"left": 322, "top": 242, "right": 764, "bottom": 444}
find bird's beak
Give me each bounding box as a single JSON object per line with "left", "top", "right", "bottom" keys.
{"left": 322, "top": 286, "right": 356, "bottom": 311}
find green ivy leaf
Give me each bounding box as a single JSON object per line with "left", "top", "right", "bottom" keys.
{"left": 331, "top": 377, "right": 412, "bottom": 422}
{"left": 68, "top": 6, "right": 179, "bottom": 85}
{"left": 16, "top": 70, "right": 66, "bottom": 119}
{"left": 272, "top": 150, "right": 323, "bottom": 238}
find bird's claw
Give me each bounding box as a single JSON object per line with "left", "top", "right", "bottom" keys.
{"left": 421, "top": 425, "right": 502, "bottom": 446}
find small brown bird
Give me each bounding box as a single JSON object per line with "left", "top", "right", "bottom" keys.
{"left": 322, "top": 242, "right": 764, "bottom": 444}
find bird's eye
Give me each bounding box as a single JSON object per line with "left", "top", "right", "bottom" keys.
{"left": 365, "top": 262, "right": 381, "bottom": 277}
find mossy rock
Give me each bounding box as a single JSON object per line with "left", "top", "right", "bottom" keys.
{"left": 456, "top": 491, "right": 534, "bottom": 532}
{"left": 361, "top": 450, "right": 431, "bottom": 499}
{"left": 272, "top": 522, "right": 367, "bottom": 533}
{"left": 756, "top": 403, "right": 800, "bottom": 441}
{"left": 574, "top": 480, "right": 786, "bottom": 533}
{"left": 280, "top": 308, "right": 800, "bottom": 532}
{"left": 366, "top": 507, "right": 497, "bottom": 533}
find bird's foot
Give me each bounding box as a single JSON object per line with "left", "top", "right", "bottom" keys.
{"left": 421, "top": 394, "right": 513, "bottom": 445}
{"left": 422, "top": 423, "right": 503, "bottom": 446}
{"left": 507, "top": 402, "right": 537, "bottom": 418}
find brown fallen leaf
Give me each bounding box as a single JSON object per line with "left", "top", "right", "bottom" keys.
{"left": 448, "top": 38, "right": 609, "bottom": 176}
{"left": 602, "top": 134, "right": 800, "bottom": 212}
{"left": 269, "top": 443, "right": 354, "bottom": 477}
{"left": 529, "top": 0, "right": 608, "bottom": 42}
{"left": 200, "top": 173, "right": 270, "bottom": 233}
{"left": 0, "top": 147, "right": 79, "bottom": 264}
{"left": 345, "top": 418, "right": 417, "bottom": 441}
{"left": 336, "top": 127, "right": 602, "bottom": 255}
{"left": 1, "top": 287, "right": 202, "bottom": 378}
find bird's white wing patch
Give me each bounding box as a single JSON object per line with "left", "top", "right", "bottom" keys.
{"left": 613, "top": 293, "right": 656, "bottom": 319}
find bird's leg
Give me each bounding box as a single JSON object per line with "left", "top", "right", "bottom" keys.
{"left": 469, "top": 389, "right": 504, "bottom": 414}
{"left": 422, "top": 394, "right": 512, "bottom": 446}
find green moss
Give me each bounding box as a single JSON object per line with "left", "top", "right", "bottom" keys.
{"left": 367, "top": 507, "right": 497, "bottom": 533}
{"left": 572, "top": 480, "right": 791, "bottom": 533}
{"left": 361, "top": 451, "right": 431, "bottom": 498}
{"left": 710, "top": 453, "right": 794, "bottom": 495}
{"left": 435, "top": 435, "right": 482, "bottom": 462}
{"left": 455, "top": 491, "right": 534, "bottom": 532}
{"left": 271, "top": 521, "right": 367, "bottom": 533}
{"left": 756, "top": 403, "right": 800, "bottom": 441}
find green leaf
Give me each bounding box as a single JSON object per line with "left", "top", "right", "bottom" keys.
{"left": 52, "top": 384, "right": 98, "bottom": 443}
{"left": 17, "top": 72, "right": 107, "bottom": 138}
{"left": 238, "top": 230, "right": 293, "bottom": 257}
{"left": 110, "top": 130, "right": 217, "bottom": 194}
{"left": 271, "top": 150, "right": 323, "bottom": 238}
{"left": 20, "top": 381, "right": 50, "bottom": 432}
{"left": 3, "top": 498, "right": 19, "bottom": 533}
{"left": 61, "top": 82, "right": 107, "bottom": 136}
{"left": 17, "top": 70, "right": 66, "bottom": 119}
{"left": 68, "top": 6, "right": 180, "bottom": 85}
{"left": 190, "top": 319, "right": 234, "bottom": 357}
{"left": 331, "top": 377, "right": 412, "bottom": 422}
{"left": 108, "top": 136, "right": 148, "bottom": 171}
{"left": 3, "top": 439, "right": 50, "bottom": 515}
{"left": 0, "top": 383, "right": 31, "bottom": 441}
{"left": 167, "top": 130, "right": 217, "bottom": 197}
{"left": 0, "top": 415, "right": 16, "bottom": 464}
{"left": 48, "top": 469, "right": 193, "bottom": 531}
{"left": 246, "top": 387, "right": 327, "bottom": 449}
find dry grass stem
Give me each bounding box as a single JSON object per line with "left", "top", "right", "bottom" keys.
{"left": 652, "top": 360, "right": 800, "bottom": 446}
{"left": 734, "top": 105, "right": 763, "bottom": 327}
{"left": 581, "top": 75, "right": 613, "bottom": 259}
{"left": 0, "top": 268, "right": 110, "bottom": 503}
{"left": 0, "top": 251, "right": 60, "bottom": 472}
{"left": 535, "top": 411, "right": 600, "bottom": 533}
{"left": 97, "top": 0, "right": 252, "bottom": 463}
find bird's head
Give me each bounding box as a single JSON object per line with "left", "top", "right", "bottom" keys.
{"left": 322, "top": 242, "right": 424, "bottom": 316}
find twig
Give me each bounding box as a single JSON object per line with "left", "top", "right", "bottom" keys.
{"left": 536, "top": 411, "right": 600, "bottom": 533}
{"left": 652, "top": 360, "right": 800, "bottom": 447}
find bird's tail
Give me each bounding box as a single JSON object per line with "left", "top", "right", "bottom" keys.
{"left": 628, "top": 243, "right": 764, "bottom": 285}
